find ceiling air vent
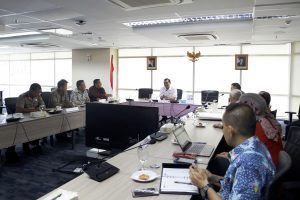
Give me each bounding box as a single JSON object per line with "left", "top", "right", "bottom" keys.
{"left": 20, "top": 42, "right": 60, "bottom": 48}
{"left": 108, "top": 0, "right": 193, "bottom": 11}
{"left": 177, "top": 33, "right": 218, "bottom": 41}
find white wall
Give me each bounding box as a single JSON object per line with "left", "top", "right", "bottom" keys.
{"left": 72, "top": 48, "right": 118, "bottom": 96}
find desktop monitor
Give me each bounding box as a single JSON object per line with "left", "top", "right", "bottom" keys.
{"left": 86, "top": 103, "right": 159, "bottom": 151}
{"left": 201, "top": 90, "right": 219, "bottom": 103}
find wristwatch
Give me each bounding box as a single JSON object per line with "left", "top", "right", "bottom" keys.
{"left": 200, "top": 184, "right": 212, "bottom": 199}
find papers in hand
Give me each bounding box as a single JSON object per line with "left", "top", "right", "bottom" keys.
{"left": 160, "top": 168, "right": 199, "bottom": 194}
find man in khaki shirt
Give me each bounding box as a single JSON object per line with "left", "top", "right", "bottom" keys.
{"left": 6, "top": 83, "right": 45, "bottom": 162}
{"left": 16, "top": 83, "right": 45, "bottom": 113}
{"left": 49, "top": 79, "right": 73, "bottom": 108}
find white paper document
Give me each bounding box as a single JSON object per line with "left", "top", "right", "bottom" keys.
{"left": 160, "top": 168, "right": 199, "bottom": 194}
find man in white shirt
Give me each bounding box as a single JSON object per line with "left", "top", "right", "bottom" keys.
{"left": 159, "top": 78, "right": 177, "bottom": 101}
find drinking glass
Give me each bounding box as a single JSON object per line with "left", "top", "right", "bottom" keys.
{"left": 137, "top": 145, "right": 149, "bottom": 170}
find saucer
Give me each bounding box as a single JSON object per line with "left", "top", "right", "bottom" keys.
{"left": 130, "top": 170, "right": 158, "bottom": 183}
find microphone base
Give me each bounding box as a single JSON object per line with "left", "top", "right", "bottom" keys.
{"left": 150, "top": 131, "right": 168, "bottom": 141}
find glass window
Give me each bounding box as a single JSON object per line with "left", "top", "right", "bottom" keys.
{"left": 119, "top": 58, "right": 151, "bottom": 89}
{"left": 31, "top": 60, "right": 55, "bottom": 86}
{"left": 270, "top": 95, "right": 289, "bottom": 117}
{"left": 10, "top": 61, "right": 30, "bottom": 85}
{"left": 0, "top": 85, "right": 9, "bottom": 99}
{"left": 153, "top": 47, "right": 193, "bottom": 56}
{"left": 55, "top": 59, "right": 72, "bottom": 86}
{"left": 194, "top": 56, "right": 240, "bottom": 92}
{"left": 291, "top": 97, "right": 300, "bottom": 118}
{"left": 291, "top": 55, "right": 300, "bottom": 95}
{"left": 241, "top": 56, "right": 289, "bottom": 94}
{"left": 152, "top": 57, "right": 193, "bottom": 92}
{"left": 242, "top": 44, "right": 290, "bottom": 55}
{"left": 0, "top": 54, "right": 9, "bottom": 61}
{"left": 195, "top": 46, "right": 240, "bottom": 55}
{"left": 31, "top": 52, "right": 54, "bottom": 60}
{"left": 9, "top": 86, "right": 29, "bottom": 97}
{"left": 119, "top": 48, "right": 151, "bottom": 57}
{"left": 118, "top": 89, "right": 138, "bottom": 101}
{"left": 0, "top": 61, "right": 9, "bottom": 84}
{"left": 10, "top": 53, "right": 30, "bottom": 60}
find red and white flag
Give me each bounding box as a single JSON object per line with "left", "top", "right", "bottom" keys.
{"left": 110, "top": 55, "right": 114, "bottom": 90}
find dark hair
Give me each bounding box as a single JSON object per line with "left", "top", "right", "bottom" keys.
{"left": 93, "top": 79, "right": 100, "bottom": 86}
{"left": 29, "top": 83, "right": 42, "bottom": 92}
{"left": 259, "top": 91, "right": 271, "bottom": 106}
{"left": 223, "top": 103, "right": 256, "bottom": 137}
{"left": 57, "top": 79, "right": 68, "bottom": 89}
{"left": 164, "top": 78, "right": 171, "bottom": 83}
{"left": 231, "top": 82, "right": 241, "bottom": 90}
{"left": 76, "top": 80, "right": 84, "bottom": 88}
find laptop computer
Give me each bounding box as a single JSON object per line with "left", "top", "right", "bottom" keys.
{"left": 173, "top": 126, "right": 214, "bottom": 157}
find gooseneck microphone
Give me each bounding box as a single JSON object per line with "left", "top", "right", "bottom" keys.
{"left": 172, "top": 105, "right": 191, "bottom": 124}
{"left": 123, "top": 138, "right": 156, "bottom": 153}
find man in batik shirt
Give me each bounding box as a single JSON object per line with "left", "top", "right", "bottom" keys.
{"left": 189, "top": 103, "right": 275, "bottom": 200}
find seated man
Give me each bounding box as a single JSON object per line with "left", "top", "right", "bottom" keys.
{"left": 190, "top": 103, "right": 275, "bottom": 200}
{"left": 88, "top": 79, "right": 112, "bottom": 101}
{"left": 159, "top": 78, "right": 177, "bottom": 101}
{"left": 213, "top": 89, "right": 242, "bottom": 129}
{"left": 70, "top": 80, "right": 90, "bottom": 106}
{"left": 6, "top": 83, "right": 45, "bottom": 162}
{"left": 49, "top": 79, "right": 73, "bottom": 108}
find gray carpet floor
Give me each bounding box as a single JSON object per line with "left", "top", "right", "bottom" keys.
{"left": 0, "top": 129, "right": 94, "bottom": 200}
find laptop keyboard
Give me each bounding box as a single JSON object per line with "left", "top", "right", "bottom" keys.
{"left": 188, "top": 144, "right": 205, "bottom": 154}
{"left": 188, "top": 144, "right": 214, "bottom": 157}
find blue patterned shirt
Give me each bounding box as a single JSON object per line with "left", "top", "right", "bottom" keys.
{"left": 220, "top": 136, "right": 275, "bottom": 200}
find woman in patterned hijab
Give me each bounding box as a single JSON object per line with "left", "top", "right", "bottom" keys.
{"left": 239, "top": 93, "right": 283, "bottom": 165}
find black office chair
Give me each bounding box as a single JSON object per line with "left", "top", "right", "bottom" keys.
{"left": 138, "top": 88, "right": 153, "bottom": 99}
{"left": 270, "top": 109, "right": 277, "bottom": 118}
{"left": 281, "top": 126, "right": 300, "bottom": 199}
{"left": 4, "top": 97, "right": 18, "bottom": 114}
{"left": 201, "top": 90, "right": 219, "bottom": 104}
{"left": 265, "top": 151, "right": 292, "bottom": 200}
{"left": 177, "top": 89, "right": 183, "bottom": 100}
{"left": 41, "top": 92, "right": 51, "bottom": 108}
{"left": 285, "top": 104, "right": 300, "bottom": 139}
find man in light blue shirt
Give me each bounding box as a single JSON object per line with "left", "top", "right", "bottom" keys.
{"left": 190, "top": 103, "right": 275, "bottom": 200}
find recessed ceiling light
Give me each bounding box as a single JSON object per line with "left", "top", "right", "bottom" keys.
{"left": 123, "top": 13, "right": 253, "bottom": 28}
{"left": 40, "top": 28, "right": 73, "bottom": 36}
{"left": 0, "top": 31, "right": 41, "bottom": 38}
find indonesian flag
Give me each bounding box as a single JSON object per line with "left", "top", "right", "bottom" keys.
{"left": 110, "top": 55, "right": 114, "bottom": 90}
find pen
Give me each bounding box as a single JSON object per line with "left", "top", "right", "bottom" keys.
{"left": 51, "top": 193, "right": 62, "bottom": 200}
{"left": 174, "top": 181, "right": 193, "bottom": 185}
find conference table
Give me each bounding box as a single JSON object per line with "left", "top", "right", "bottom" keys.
{"left": 0, "top": 101, "right": 199, "bottom": 149}
{"left": 0, "top": 108, "right": 85, "bottom": 149}
{"left": 38, "top": 116, "right": 224, "bottom": 200}
{"left": 121, "top": 101, "right": 200, "bottom": 117}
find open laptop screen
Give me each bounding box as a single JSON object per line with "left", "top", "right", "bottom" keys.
{"left": 173, "top": 127, "right": 191, "bottom": 150}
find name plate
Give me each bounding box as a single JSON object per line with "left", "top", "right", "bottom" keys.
{"left": 65, "top": 107, "right": 79, "bottom": 113}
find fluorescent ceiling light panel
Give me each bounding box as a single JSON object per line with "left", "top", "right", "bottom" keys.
{"left": 40, "top": 28, "right": 73, "bottom": 36}
{"left": 123, "top": 13, "right": 253, "bottom": 28}
{"left": 0, "top": 31, "right": 41, "bottom": 38}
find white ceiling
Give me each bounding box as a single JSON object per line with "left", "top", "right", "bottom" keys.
{"left": 0, "top": 0, "right": 300, "bottom": 53}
